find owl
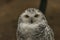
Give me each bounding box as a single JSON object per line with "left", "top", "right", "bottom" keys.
{"left": 16, "top": 8, "right": 55, "bottom": 40}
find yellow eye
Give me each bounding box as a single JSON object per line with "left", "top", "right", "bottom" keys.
{"left": 25, "top": 15, "right": 29, "bottom": 18}
{"left": 34, "top": 14, "right": 39, "bottom": 17}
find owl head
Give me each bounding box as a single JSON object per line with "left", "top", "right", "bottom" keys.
{"left": 18, "top": 8, "right": 47, "bottom": 24}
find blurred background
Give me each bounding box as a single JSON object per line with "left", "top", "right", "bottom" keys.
{"left": 0, "top": 0, "right": 60, "bottom": 40}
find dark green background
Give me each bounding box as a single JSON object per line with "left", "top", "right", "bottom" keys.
{"left": 0, "top": 0, "right": 60, "bottom": 40}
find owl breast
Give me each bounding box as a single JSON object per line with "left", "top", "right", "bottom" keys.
{"left": 19, "top": 23, "right": 40, "bottom": 33}
{"left": 18, "top": 23, "right": 46, "bottom": 40}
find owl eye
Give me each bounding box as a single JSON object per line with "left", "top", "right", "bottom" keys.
{"left": 25, "top": 15, "right": 29, "bottom": 18}
{"left": 34, "top": 14, "right": 39, "bottom": 17}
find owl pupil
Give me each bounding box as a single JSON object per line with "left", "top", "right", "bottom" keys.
{"left": 34, "top": 14, "right": 39, "bottom": 17}
{"left": 25, "top": 15, "right": 29, "bottom": 18}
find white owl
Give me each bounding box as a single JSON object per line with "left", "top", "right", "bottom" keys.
{"left": 16, "top": 8, "right": 55, "bottom": 40}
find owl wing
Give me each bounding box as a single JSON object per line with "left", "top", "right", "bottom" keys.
{"left": 39, "top": 24, "right": 55, "bottom": 40}
{"left": 45, "top": 25, "right": 55, "bottom": 40}
{"left": 16, "top": 30, "right": 20, "bottom": 40}
{"left": 16, "top": 27, "right": 24, "bottom": 40}
{"left": 16, "top": 17, "right": 23, "bottom": 40}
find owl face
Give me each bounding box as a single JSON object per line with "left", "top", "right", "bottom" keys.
{"left": 20, "top": 8, "right": 46, "bottom": 24}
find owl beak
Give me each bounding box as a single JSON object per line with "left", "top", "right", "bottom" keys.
{"left": 30, "top": 19, "right": 33, "bottom": 23}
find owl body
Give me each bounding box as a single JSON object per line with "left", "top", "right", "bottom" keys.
{"left": 16, "top": 8, "right": 55, "bottom": 40}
